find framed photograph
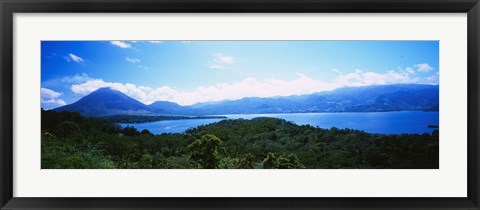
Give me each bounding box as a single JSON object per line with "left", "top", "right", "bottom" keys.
{"left": 1, "top": 0, "right": 479, "bottom": 209}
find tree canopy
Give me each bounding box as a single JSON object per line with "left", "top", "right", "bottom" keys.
{"left": 42, "top": 110, "right": 439, "bottom": 169}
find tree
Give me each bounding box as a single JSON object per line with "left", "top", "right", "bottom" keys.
{"left": 262, "top": 152, "right": 277, "bottom": 169}
{"left": 188, "top": 134, "right": 224, "bottom": 169}
{"left": 262, "top": 152, "right": 305, "bottom": 169}
{"left": 276, "top": 153, "right": 305, "bottom": 169}
{"left": 53, "top": 121, "right": 81, "bottom": 140}
{"left": 141, "top": 129, "right": 153, "bottom": 136}
{"left": 237, "top": 153, "right": 255, "bottom": 169}
{"left": 122, "top": 126, "right": 139, "bottom": 136}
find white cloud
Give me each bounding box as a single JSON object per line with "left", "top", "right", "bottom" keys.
{"left": 63, "top": 53, "right": 84, "bottom": 63}
{"left": 333, "top": 69, "right": 417, "bottom": 87}
{"left": 68, "top": 53, "right": 85, "bottom": 63}
{"left": 414, "top": 63, "right": 433, "bottom": 72}
{"left": 69, "top": 67, "right": 431, "bottom": 106}
{"left": 41, "top": 98, "right": 66, "bottom": 107}
{"left": 42, "top": 88, "right": 62, "bottom": 98}
{"left": 147, "top": 41, "right": 163, "bottom": 44}
{"left": 60, "top": 73, "right": 93, "bottom": 83}
{"left": 426, "top": 75, "right": 437, "bottom": 81}
{"left": 425, "top": 74, "right": 439, "bottom": 84}
{"left": 41, "top": 88, "right": 66, "bottom": 108}
{"left": 110, "top": 41, "right": 132, "bottom": 48}
{"left": 125, "top": 57, "right": 141, "bottom": 63}
{"left": 124, "top": 57, "right": 147, "bottom": 69}
{"left": 71, "top": 79, "right": 110, "bottom": 95}
{"left": 331, "top": 68, "right": 342, "bottom": 74}
{"left": 209, "top": 53, "right": 234, "bottom": 69}
{"left": 405, "top": 67, "right": 415, "bottom": 74}
{"left": 71, "top": 73, "right": 335, "bottom": 106}
{"left": 43, "top": 73, "right": 93, "bottom": 87}
{"left": 214, "top": 53, "right": 234, "bottom": 64}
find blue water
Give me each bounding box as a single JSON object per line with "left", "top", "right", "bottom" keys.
{"left": 119, "top": 111, "right": 439, "bottom": 135}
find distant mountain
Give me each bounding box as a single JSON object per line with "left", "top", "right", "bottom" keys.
{"left": 148, "top": 101, "right": 195, "bottom": 115}
{"left": 297, "top": 84, "right": 439, "bottom": 112}
{"left": 190, "top": 84, "right": 439, "bottom": 114}
{"left": 54, "top": 87, "right": 152, "bottom": 117}
{"left": 54, "top": 84, "right": 439, "bottom": 117}
{"left": 191, "top": 97, "right": 302, "bottom": 114}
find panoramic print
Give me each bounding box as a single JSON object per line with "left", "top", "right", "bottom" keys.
{"left": 41, "top": 41, "right": 439, "bottom": 169}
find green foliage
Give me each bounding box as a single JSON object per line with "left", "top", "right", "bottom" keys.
{"left": 218, "top": 157, "right": 240, "bottom": 169}
{"left": 276, "top": 153, "right": 305, "bottom": 169}
{"left": 141, "top": 129, "right": 153, "bottom": 136}
{"left": 53, "top": 121, "right": 81, "bottom": 139}
{"left": 188, "top": 134, "right": 224, "bottom": 169}
{"left": 122, "top": 126, "right": 140, "bottom": 136}
{"left": 262, "top": 152, "right": 304, "bottom": 169}
{"left": 42, "top": 110, "right": 439, "bottom": 169}
{"left": 262, "top": 152, "right": 278, "bottom": 169}
{"left": 41, "top": 132, "right": 113, "bottom": 169}
{"left": 137, "top": 153, "right": 173, "bottom": 168}
{"left": 237, "top": 153, "right": 255, "bottom": 169}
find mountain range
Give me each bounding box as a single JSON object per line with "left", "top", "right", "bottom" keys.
{"left": 53, "top": 84, "right": 439, "bottom": 117}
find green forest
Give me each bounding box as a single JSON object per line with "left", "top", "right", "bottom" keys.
{"left": 41, "top": 110, "right": 439, "bottom": 169}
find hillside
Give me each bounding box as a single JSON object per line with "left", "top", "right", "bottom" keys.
{"left": 53, "top": 84, "right": 439, "bottom": 117}
{"left": 54, "top": 87, "right": 152, "bottom": 116}
{"left": 41, "top": 110, "right": 439, "bottom": 169}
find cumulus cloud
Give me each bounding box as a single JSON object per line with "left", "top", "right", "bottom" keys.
{"left": 425, "top": 74, "right": 439, "bottom": 84}
{"left": 334, "top": 69, "right": 417, "bottom": 86}
{"left": 69, "top": 65, "right": 433, "bottom": 106}
{"left": 41, "top": 88, "right": 66, "bottom": 109}
{"left": 414, "top": 63, "right": 433, "bottom": 72}
{"left": 42, "top": 88, "right": 62, "bottom": 98}
{"left": 397, "top": 63, "right": 434, "bottom": 75}
{"left": 110, "top": 41, "right": 132, "bottom": 48}
{"left": 331, "top": 68, "right": 342, "bottom": 74}
{"left": 405, "top": 67, "right": 415, "bottom": 74}
{"left": 209, "top": 53, "right": 234, "bottom": 69}
{"left": 125, "top": 57, "right": 141, "bottom": 63}
{"left": 70, "top": 74, "right": 336, "bottom": 106}
{"left": 147, "top": 41, "right": 163, "bottom": 44}
{"left": 71, "top": 79, "right": 111, "bottom": 95}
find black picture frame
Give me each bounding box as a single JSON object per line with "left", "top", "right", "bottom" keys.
{"left": 1, "top": 0, "right": 479, "bottom": 209}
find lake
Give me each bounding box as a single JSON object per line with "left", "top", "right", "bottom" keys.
{"left": 119, "top": 111, "right": 439, "bottom": 135}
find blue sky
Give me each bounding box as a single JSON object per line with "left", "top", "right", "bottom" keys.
{"left": 41, "top": 41, "right": 439, "bottom": 109}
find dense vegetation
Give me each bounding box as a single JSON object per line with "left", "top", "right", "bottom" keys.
{"left": 99, "top": 115, "right": 226, "bottom": 123}
{"left": 41, "top": 110, "right": 439, "bottom": 169}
